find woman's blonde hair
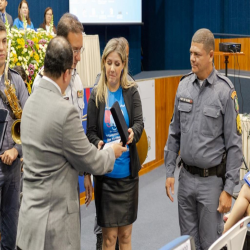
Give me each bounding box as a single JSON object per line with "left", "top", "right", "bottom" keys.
{"left": 95, "top": 38, "right": 135, "bottom": 106}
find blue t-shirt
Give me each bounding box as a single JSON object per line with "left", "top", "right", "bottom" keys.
{"left": 103, "top": 87, "right": 130, "bottom": 178}
{"left": 13, "top": 18, "right": 34, "bottom": 30}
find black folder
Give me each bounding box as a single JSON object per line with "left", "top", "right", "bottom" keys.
{"left": 0, "top": 109, "right": 8, "bottom": 150}
{"left": 110, "top": 101, "right": 129, "bottom": 146}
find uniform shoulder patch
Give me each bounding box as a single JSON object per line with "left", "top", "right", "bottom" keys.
{"left": 180, "top": 72, "right": 194, "bottom": 81}
{"left": 236, "top": 114, "right": 242, "bottom": 135}
{"left": 231, "top": 90, "right": 237, "bottom": 100}
{"left": 217, "top": 73, "right": 234, "bottom": 89}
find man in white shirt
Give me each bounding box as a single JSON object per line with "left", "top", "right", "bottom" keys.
{"left": 32, "top": 13, "right": 93, "bottom": 206}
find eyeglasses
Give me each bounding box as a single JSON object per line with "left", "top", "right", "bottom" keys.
{"left": 73, "top": 47, "right": 85, "bottom": 55}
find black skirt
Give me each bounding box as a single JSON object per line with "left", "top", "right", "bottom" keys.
{"left": 94, "top": 175, "right": 139, "bottom": 228}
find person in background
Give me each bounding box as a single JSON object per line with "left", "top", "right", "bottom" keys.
{"left": 0, "top": 20, "right": 29, "bottom": 250}
{"left": 39, "top": 7, "right": 56, "bottom": 34}
{"left": 119, "top": 37, "right": 129, "bottom": 59}
{"left": 13, "top": 0, "right": 34, "bottom": 30}
{"left": 93, "top": 36, "right": 132, "bottom": 250}
{"left": 0, "top": 0, "right": 13, "bottom": 28}
{"left": 87, "top": 38, "right": 144, "bottom": 250}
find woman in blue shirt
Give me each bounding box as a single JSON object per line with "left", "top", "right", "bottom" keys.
{"left": 13, "top": 0, "right": 34, "bottom": 30}
{"left": 87, "top": 38, "right": 144, "bottom": 250}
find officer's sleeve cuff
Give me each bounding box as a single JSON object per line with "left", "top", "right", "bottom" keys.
{"left": 166, "top": 173, "right": 175, "bottom": 178}
{"left": 224, "top": 179, "right": 235, "bottom": 196}
{"left": 14, "top": 144, "right": 22, "bottom": 158}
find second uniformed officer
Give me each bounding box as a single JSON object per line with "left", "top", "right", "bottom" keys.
{"left": 164, "top": 28, "right": 242, "bottom": 250}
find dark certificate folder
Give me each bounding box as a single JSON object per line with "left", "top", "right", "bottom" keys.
{"left": 0, "top": 109, "right": 8, "bottom": 150}
{"left": 110, "top": 101, "right": 129, "bottom": 146}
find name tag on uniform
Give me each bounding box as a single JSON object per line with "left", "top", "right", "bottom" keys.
{"left": 180, "top": 97, "right": 193, "bottom": 104}
{"left": 77, "top": 90, "right": 83, "bottom": 98}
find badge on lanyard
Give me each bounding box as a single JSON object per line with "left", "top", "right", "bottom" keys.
{"left": 180, "top": 97, "right": 193, "bottom": 104}
{"left": 77, "top": 90, "right": 83, "bottom": 98}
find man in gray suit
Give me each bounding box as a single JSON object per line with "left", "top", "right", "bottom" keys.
{"left": 16, "top": 36, "right": 126, "bottom": 250}
{"left": 0, "top": 0, "right": 13, "bottom": 28}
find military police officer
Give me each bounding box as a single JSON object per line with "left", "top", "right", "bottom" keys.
{"left": 164, "top": 28, "right": 242, "bottom": 250}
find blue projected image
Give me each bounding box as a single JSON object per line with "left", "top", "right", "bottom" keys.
{"left": 69, "top": 0, "right": 142, "bottom": 24}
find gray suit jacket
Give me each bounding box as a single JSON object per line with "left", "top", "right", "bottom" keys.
{"left": 5, "top": 12, "right": 13, "bottom": 28}
{"left": 17, "top": 79, "right": 115, "bottom": 250}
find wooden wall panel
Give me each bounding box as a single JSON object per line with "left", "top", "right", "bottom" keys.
{"left": 139, "top": 76, "right": 181, "bottom": 175}
{"left": 214, "top": 38, "right": 250, "bottom": 72}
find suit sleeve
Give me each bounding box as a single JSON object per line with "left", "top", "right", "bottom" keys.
{"left": 223, "top": 89, "right": 242, "bottom": 195}
{"left": 164, "top": 91, "right": 181, "bottom": 178}
{"left": 63, "top": 105, "right": 115, "bottom": 175}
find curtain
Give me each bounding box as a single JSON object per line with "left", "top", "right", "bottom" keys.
{"left": 76, "top": 34, "right": 101, "bottom": 87}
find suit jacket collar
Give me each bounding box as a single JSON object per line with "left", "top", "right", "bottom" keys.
{"left": 39, "top": 78, "right": 62, "bottom": 97}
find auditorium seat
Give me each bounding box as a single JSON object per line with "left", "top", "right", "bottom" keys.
{"left": 208, "top": 216, "right": 250, "bottom": 250}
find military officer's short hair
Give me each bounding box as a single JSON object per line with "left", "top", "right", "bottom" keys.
{"left": 192, "top": 28, "right": 215, "bottom": 53}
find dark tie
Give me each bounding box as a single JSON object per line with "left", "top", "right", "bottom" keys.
{"left": 2, "top": 13, "right": 5, "bottom": 23}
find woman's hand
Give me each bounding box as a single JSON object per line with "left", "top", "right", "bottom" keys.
{"left": 127, "top": 128, "right": 134, "bottom": 144}
{"left": 98, "top": 140, "right": 104, "bottom": 150}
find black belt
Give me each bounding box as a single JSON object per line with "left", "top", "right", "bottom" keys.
{"left": 182, "top": 161, "right": 219, "bottom": 177}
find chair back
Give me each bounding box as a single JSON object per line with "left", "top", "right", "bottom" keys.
{"left": 208, "top": 216, "right": 250, "bottom": 250}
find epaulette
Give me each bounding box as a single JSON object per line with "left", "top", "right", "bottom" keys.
{"left": 127, "top": 73, "right": 135, "bottom": 81}
{"left": 217, "top": 73, "right": 234, "bottom": 89}
{"left": 9, "top": 68, "right": 19, "bottom": 75}
{"left": 180, "top": 72, "right": 194, "bottom": 81}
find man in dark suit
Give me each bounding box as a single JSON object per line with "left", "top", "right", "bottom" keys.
{"left": 0, "top": 0, "right": 13, "bottom": 28}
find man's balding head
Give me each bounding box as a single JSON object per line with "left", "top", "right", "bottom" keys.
{"left": 44, "top": 36, "right": 73, "bottom": 79}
